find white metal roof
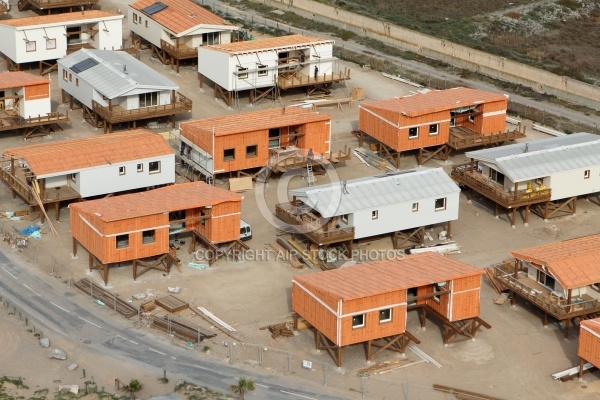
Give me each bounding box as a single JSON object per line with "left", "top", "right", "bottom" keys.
{"left": 466, "top": 132, "right": 600, "bottom": 182}
{"left": 58, "top": 49, "right": 178, "bottom": 99}
{"left": 289, "top": 168, "right": 460, "bottom": 218}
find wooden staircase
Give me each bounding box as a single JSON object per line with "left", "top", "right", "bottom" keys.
{"left": 18, "top": 0, "right": 32, "bottom": 11}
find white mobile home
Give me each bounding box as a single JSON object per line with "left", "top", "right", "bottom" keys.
{"left": 129, "top": 0, "right": 237, "bottom": 72}
{"left": 452, "top": 132, "right": 600, "bottom": 224}
{"left": 0, "top": 129, "right": 175, "bottom": 221}
{"left": 0, "top": 71, "right": 51, "bottom": 119}
{"left": 59, "top": 48, "right": 192, "bottom": 132}
{"left": 0, "top": 11, "right": 123, "bottom": 70}
{"left": 198, "top": 34, "right": 350, "bottom": 106}
{"left": 275, "top": 168, "right": 460, "bottom": 252}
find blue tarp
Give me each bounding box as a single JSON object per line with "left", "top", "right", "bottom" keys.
{"left": 19, "top": 226, "right": 40, "bottom": 236}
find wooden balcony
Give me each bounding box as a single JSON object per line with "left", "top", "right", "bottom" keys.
{"left": 18, "top": 0, "right": 98, "bottom": 11}
{"left": 275, "top": 202, "right": 355, "bottom": 246}
{"left": 92, "top": 93, "right": 192, "bottom": 125}
{"left": 493, "top": 262, "right": 600, "bottom": 321}
{"left": 160, "top": 40, "right": 198, "bottom": 60}
{"left": 451, "top": 163, "right": 551, "bottom": 209}
{"left": 0, "top": 167, "right": 80, "bottom": 206}
{"left": 448, "top": 126, "right": 526, "bottom": 151}
{"left": 277, "top": 69, "right": 351, "bottom": 90}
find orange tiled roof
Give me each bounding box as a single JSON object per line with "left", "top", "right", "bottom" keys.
{"left": 510, "top": 234, "right": 600, "bottom": 289}
{"left": 3, "top": 129, "right": 173, "bottom": 177}
{"left": 70, "top": 181, "right": 241, "bottom": 221}
{"left": 360, "top": 87, "right": 507, "bottom": 118}
{"left": 581, "top": 318, "right": 600, "bottom": 335}
{"left": 203, "top": 34, "right": 334, "bottom": 54}
{"left": 130, "top": 0, "right": 228, "bottom": 35}
{"left": 180, "top": 107, "right": 331, "bottom": 139}
{"left": 0, "top": 10, "right": 121, "bottom": 28}
{"left": 294, "top": 253, "right": 483, "bottom": 300}
{"left": 0, "top": 71, "right": 49, "bottom": 89}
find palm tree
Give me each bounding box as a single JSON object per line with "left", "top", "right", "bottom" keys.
{"left": 123, "top": 379, "right": 143, "bottom": 399}
{"left": 229, "top": 377, "right": 255, "bottom": 400}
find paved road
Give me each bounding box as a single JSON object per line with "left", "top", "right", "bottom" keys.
{"left": 206, "top": 0, "right": 600, "bottom": 129}
{"left": 0, "top": 250, "right": 354, "bottom": 400}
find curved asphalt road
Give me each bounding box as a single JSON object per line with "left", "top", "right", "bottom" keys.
{"left": 0, "top": 250, "right": 354, "bottom": 400}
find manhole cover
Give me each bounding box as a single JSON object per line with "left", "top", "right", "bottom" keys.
{"left": 83, "top": 339, "right": 91, "bottom": 344}
{"left": 53, "top": 380, "right": 61, "bottom": 384}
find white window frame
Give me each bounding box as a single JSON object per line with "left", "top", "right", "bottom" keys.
{"left": 237, "top": 67, "right": 248, "bottom": 79}
{"left": 584, "top": 169, "right": 591, "bottom": 179}
{"left": 372, "top": 210, "right": 378, "bottom": 220}
{"left": 429, "top": 123, "right": 439, "bottom": 136}
{"left": 379, "top": 308, "right": 392, "bottom": 324}
{"left": 412, "top": 202, "right": 419, "bottom": 212}
{"left": 257, "top": 64, "right": 268, "bottom": 77}
{"left": 46, "top": 38, "right": 56, "bottom": 50}
{"left": 25, "top": 41, "right": 36, "bottom": 52}
{"left": 435, "top": 197, "right": 447, "bottom": 211}
{"left": 119, "top": 166, "right": 126, "bottom": 175}
{"left": 149, "top": 161, "right": 161, "bottom": 174}
{"left": 408, "top": 126, "right": 419, "bottom": 139}
{"left": 137, "top": 163, "right": 143, "bottom": 173}
{"left": 352, "top": 314, "right": 365, "bottom": 329}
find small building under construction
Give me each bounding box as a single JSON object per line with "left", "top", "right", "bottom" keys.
{"left": 18, "top": 0, "right": 98, "bottom": 14}
{"left": 178, "top": 106, "right": 334, "bottom": 181}
{"left": 493, "top": 234, "right": 600, "bottom": 339}
{"left": 59, "top": 48, "right": 192, "bottom": 132}
{"left": 578, "top": 318, "right": 600, "bottom": 378}
{"left": 0, "top": 11, "right": 124, "bottom": 75}
{"left": 451, "top": 132, "right": 600, "bottom": 226}
{"left": 198, "top": 34, "right": 351, "bottom": 107}
{"left": 0, "top": 71, "right": 69, "bottom": 138}
{"left": 70, "top": 181, "right": 246, "bottom": 284}
{"left": 128, "top": 0, "right": 238, "bottom": 73}
{"left": 292, "top": 252, "right": 489, "bottom": 367}
{"left": 0, "top": 129, "right": 175, "bottom": 222}
{"left": 358, "top": 87, "right": 525, "bottom": 166}
{"left": 276, "top": 168, "right": 460, "bottom": 256}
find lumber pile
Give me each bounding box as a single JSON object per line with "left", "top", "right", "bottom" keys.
{"left": 266, "top": 241, "right": 304, "bottom": 269}
{"left": 353, "top": 148, "right": 395, "bottom": 172}
{"left": 485, "top": 267, "right": 507, "bottom": 293}
{"left": 260, "top": 322, "right": 295, "bottom": 339}
{"left": 357, "top": 360, "right": 420, "bottom": 376}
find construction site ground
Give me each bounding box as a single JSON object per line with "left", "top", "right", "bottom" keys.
{"left": 1, "top": 2, "right": 600, "bottom": 400}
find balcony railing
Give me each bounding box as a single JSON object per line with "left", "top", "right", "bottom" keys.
{"left": 493, "top": 262, "right": 600, "bottom": 320}
{"left": 92, "top": 93, "right": 192, "bottom": 124}
{"left": 160, "top": 40, "right": 198, "bottom": 59}
{"left": 448, "top": 127, "right": 526, "bottom": 150}
{"left": 275, "top": 202, "right": 355, "bottom": 245}
{"left": 451, "top": 163, "right": 551, "bottom": 208}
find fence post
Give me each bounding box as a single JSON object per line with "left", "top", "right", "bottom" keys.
{"left": 228, "top": 343, "right": 233, "bottom": 364}
{"left": 287, "top": 352, "right": 292, "bottom": 375}
{"left": 361, "top": 376, "right": 367, "bottom": 399}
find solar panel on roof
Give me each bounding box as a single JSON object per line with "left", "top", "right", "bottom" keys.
{"left": 143, "top": 2, "right": 167, "bottom": 15}
{"left": 71, "top": 58, "right": 99, "bottom": 74}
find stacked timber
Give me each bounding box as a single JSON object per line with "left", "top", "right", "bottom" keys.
{"left": 267, "top": 240, "right": 304, "bottom": 269}
{"left": 485, "top": 267, "right": 508, "bottom": 293}
{"left": 74, "top": 278, "right": 137, "bottom": 318}
{"left": 260, "top": 322, "right": 295, "bottom": 339}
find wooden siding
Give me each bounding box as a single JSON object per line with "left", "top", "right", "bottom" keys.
{"left": 292, "top": 282, "right": 338, "bottom": 344}
{"left": 297, "top": 120, "right": 330, "bottom": 154}
{"left": 477, "top": 99, "right": 507, "bottom": 135}
{"left": 190, "top": 201, "right": 240, "bottom": 243}
{"left": 24, "top": 83, "right": 49, "bottom": 100}
{"left": 450, "top": 275, "right": 482, "bottom": 321}
{"left": 341, "top": 303, "right": 407, "bottom": 347}
{"left": 214, "top": 129, "right": 270, "bottom": 173}
{"left": 419, "top": 285, "right": 451, "bottom": 317}
{"left": 579, "top": 323, "right": 600, "bottom": 368}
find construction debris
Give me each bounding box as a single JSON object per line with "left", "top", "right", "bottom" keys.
{"left": 73, "top": 278, "right": 137, "bottom": 318}
{"left": 408, "top": 242, "right": 460, "bottom": 255}
{"left": 357, "top": 359, "right": 424, "bottom": 376}
{"left": 353, "top": 148, "right": 396, "bottom": 172}
{"left": 552, "top": 362, "right": 594, "bottom": 381}
{"left": 485, "top": 267, "right": 508, "bottom": 294}
{"left": 155, "top": 295, "right": 189, "bottom": 313}
{"left": 260, "top": 322, "right": 295, "bottom": 339}
{"left": 266, "top": 241, "right": 304, "bottom": 269}
{"left": 197, "top": 307, "right": 237, "bottom": 332}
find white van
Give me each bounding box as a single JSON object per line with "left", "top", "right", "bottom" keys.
{"left": 240, "top": 219, "right": 252, "bottom": 241}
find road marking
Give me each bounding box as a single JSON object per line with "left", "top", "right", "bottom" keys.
{"left": 280, "top": 391, "right": 317, "bottom": 400}
{"left": 2, "top": 267, "right": 17, "bottom": 279}
{"left": 51, "top": 302, "right": 70, "bottom": 313}
{"left": 255, "top": 383, "right": 268, "bottom": 389}
{"left": 193, "top": 364, "right": 211, "bottom": 371}
{"left": 148, "top": 348, "right": 167, "bottom": 355}
{"left": 23, "top": 283, "right": 40, "bottom": 296}
{"left": 117, "top": 335, "right": 138, "bottom": 345}
{"left": 78, "top": 316, "right": 101, "bottom": 328}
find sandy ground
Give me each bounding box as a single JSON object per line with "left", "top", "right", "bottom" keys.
{"left": 1, "top": 2, "right": 600, "bottom": 400}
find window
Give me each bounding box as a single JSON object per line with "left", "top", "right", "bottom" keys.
{"left": 429, "top": 123, "right": 438, "bottom": 136}
{"left": 489, "top": 169, "right": 505, "bottom": 186}
{"left": 46, "top": 38, "right": 56, "bottom": 50}
{"left": 433, "top": 282, "right": 446, "bottom": 303}
{"left": 584, "top": 169, "right": 591, "bottom": 179}
{"left": 26, "top": 41, "right": 36, "bottom": 52}
{"left": 69, "top": 73, "right": 72, "bottom": 82}
{"left": 133, "top": 13, "right": 139, "bottom": 24}
{"left": 412, "top": 202, "right": 419, "bottom": 212}
{"left": 149, "top": 161, "right": 160, "bottom": 173}
{"left": 69, "top": 173, "right": 77, "bottom": 183}
{"left": 468, "top": 114, "right": 475, "bottom": 123}
{"left": 341, "top": 214, "right": 348, "bottom": 224}
{"left": 76, "top": 78, "right": 79, "bottom": 87}
{"left": 139, "top": 92, "right": 158, "bottom": 108}
{"left": 237, "top": 67, "right": 248, "bottom": 79}
{"left": 119, "top": 166, "right": 126, "bottom": 175}
{"left": 435, "top": 197, "right": 446, "bottom": 211}
{"left": 246, "top": 145, "right": 257, "bottom": 158}
{"left": 408, "top": 127, "right": 418, "bottom": 139}
{"left": 224, "top": 148, "right": 235, "bottom": 161}
{"left": 450, "top": 117, "right": 456, "bottom": 127}
{"left": 142, "top": 230, "right": 155, "bottom": 244}
{"left": 63, "top": 70, "right": 68, "bottom": 81}
{"left": 137, "top": 163, "right": 143, "bottom": 172}
{"left": 145, "top": 20, "right": 148, "bottom": 28}
{"left": 116, "top": 234, "right": 129, "bottom": 249}
{"left": 372, "top": 210, "right": 378, "bottom": 220}
{"left": 537, "top": 270, "right": 555, "bottom": 291}
{"left": 379, "top": 309, "right": 392, "bottom": 323}
{"left": 352, "top": 314, "right": 365, "bottom": 329}
{"left": 257, "top": 64, "right": 268, "bottom": 77}
{"left": 268, "top": 128, "right": 280, "bottom": 149}
{"left": 202, "top": 32, "right": 220, "bottom": 46}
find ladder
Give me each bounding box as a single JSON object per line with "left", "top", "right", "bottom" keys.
{"left": 306, "top": 162, "right": 316, "bottom": 186}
